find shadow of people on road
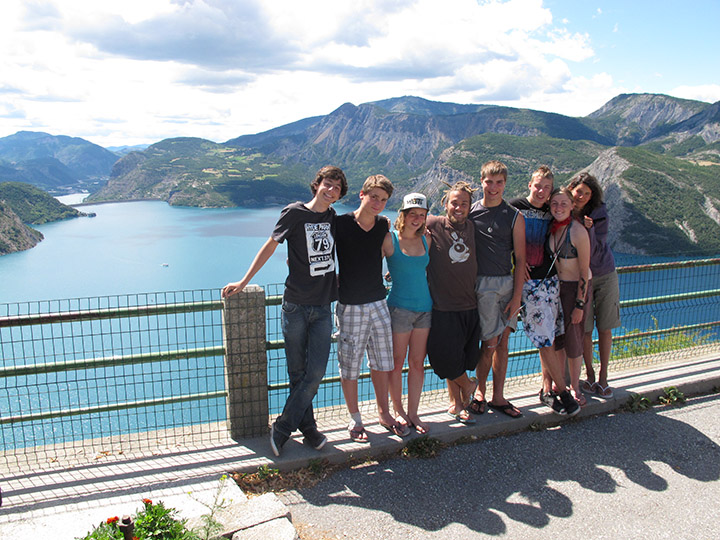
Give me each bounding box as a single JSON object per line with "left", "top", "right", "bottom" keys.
{"left": 290, "top": 397, "right": 720, "bottom": 536}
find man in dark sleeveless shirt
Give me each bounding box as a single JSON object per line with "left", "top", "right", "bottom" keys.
{"left": 468, "top": 160, "right": 526, "bottom": 418}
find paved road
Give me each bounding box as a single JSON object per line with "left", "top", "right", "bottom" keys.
{"left": 281, "top": 392, "right": 720, "bottom": 539}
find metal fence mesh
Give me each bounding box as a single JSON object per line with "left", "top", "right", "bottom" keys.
{"left": 1, "top": 290, "right": 227, "bottom": 472}
{"left": 1, "top": 259, "right": 719, "bottom": 472}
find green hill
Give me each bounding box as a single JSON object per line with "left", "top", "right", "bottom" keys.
{"left": 612, "top": 147, "right": 720, "bottom": 254}
{"left": 87, "top": 138, "right": 310, "bottom": 207}
{"left": 0, "top": 182, "right": 85, "bottom": 224}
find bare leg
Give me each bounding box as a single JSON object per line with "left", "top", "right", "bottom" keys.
{"left": 370, "top": 370, "right": 395, "bottom": 426}
{"left": 490, "top": 327, "right": 512, "bottom": 406}
{"left": 406, "top": 328, "right": 430, "bottom": 431}
{"left": 475, "top": 337, "right": 497, "bottom": 402}
{"left": 597, "top": 329, "right": 612, "bottom": 387}
{"left": 583, "top": 331, "right": 596, "bottom": 383}
{"left": 568, "top": 355, "right": 583, "bottom": 402}
{"left": 408, "top": 328, "right": 430, "bottom": 429}
{"left": 389, "top": 331, "right": 411, "bottom": 423}
{"left": 341, "top": 378, "right": 360, "bottom": 415}
{"left": 539, "top": 345, "right": 566, "bottom": 394}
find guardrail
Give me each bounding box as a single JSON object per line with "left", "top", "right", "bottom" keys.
{"left": 1, "top": 259, "right": 719, "bottom": 471}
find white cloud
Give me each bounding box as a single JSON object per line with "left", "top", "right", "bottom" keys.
{"left": 671, "top": 84, "right": 720, "bottom": 104}
{"left": 0, "top": 0, "right": 712, "bottom": 147}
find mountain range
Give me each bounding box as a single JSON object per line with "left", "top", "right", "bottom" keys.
{"left": 1, "top": 92, "right": 719, "bottom": 255}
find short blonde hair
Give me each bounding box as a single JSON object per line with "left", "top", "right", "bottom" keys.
{"left": 361, "top": 174, "right": 394, "bottom": 197}
{"left": 531, "top": 165, "right": 554, "bottom": 183}
{"left": 481, "top": 160, "right": 508, "bottom": 181}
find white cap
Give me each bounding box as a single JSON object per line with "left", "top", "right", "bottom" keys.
{"left": 400, "top": 193, "right": 428, "bottom": 211}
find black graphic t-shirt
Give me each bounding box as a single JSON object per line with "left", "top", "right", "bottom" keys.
{"left": 271, "top": 202, "right": 338, "bottom": 305}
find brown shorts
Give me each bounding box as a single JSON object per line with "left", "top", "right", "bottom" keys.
{"left": 556, "top": 280, "right": 592, "bottom": 358}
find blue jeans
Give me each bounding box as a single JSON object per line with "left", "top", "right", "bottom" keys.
{"left": 275, "top": 301, "right": 332, "bottom": 437}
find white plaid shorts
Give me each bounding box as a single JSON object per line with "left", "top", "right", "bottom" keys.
{"left": 336, "top": 299, "right": 394, "bottom": 380}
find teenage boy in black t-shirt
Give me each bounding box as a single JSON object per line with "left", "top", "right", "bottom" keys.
{"left": 222, "top": 165, "right": 348, "bottom": 456}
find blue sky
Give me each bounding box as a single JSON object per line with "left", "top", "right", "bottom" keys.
{"left": 1, "top": 0, "right": 718, "bottom": 147}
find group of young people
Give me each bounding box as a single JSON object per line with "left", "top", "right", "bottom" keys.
{"left": 221, "top": 161, "right": 620, "bottom": 457}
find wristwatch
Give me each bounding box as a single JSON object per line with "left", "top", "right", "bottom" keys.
{"left": 575, "top": 299, "right": 585, "bottom": 309}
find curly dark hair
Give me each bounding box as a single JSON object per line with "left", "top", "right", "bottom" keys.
{"left": 567, "top": 172, "right": 603, "bottom": 216}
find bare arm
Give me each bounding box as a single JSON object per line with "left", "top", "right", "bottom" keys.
{"left": 570, "top": 221, "right": 591, "bottom": 324}
{"left": 381, "top": 231, "right": 394, "bottom": 258}
{"left": 424, "top": 228, "right": 433, "bottom": 250}
{"left": 222, "top": 236, "right": 279, "bottom": 298}
{"left": 506, "top": 213, "right": 526, "bottom": 318}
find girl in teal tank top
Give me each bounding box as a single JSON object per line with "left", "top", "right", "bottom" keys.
{"left": 382, "top": 192, "right": 433, "bottom": 434}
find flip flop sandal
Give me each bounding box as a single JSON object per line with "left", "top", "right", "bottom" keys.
{"left": 447, "top": 409, "right": 476, "bottom": 425}
{"left": 488, "top": 401, "right": 523, "bottom": 418}
{"left": 595, "top": 384, "right": 614, "bottom": 398}
{"left": 467, "top": 397, "right": 487, "bottom": 415}
{"left": 380, "top": 422, "right": 410, "bottom": 437}
{"left": 580, "top": 380, "right": 596, "bottom": 393}
{"left": 348, "top": 425, "right": 369, "bottom": 443}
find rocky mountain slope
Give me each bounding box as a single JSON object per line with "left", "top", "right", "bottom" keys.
{"left": 0, "top": 201, "right": 44, "bottom": 255}
{"left": 0, "top": 182, "right": 91, "bottom": 255}
{"left": 420, "top": 141, "right": 720, "bottom": 255}
{"left": 19, "top": 92, "right": 720, "bottom": 255}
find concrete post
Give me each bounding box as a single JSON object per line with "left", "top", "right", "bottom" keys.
{"left": 222, "top": 285, "right": 269, "bottom": 439}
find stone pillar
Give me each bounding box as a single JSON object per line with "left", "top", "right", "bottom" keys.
{"left": 222, "top": 285, "right": 269, "bottom": 439}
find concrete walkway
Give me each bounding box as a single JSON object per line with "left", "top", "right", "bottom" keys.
{"left": 1, "top": 350, "right": 719, "bottom": 539}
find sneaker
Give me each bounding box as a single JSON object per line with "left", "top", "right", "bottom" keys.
{"left": 558, "top": 390, "right": 581, "bottom": 417}
{"left": 302, "top": 428, "right": 327, "bottom": 451}
{"left": 270, "top": 423, "right": 288, "bottom": 457}
{"left": 539, "top": 389, "right": 566, "bottom": 415}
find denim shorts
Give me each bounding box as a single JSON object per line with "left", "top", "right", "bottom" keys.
{"left": 388, "top": 305, "right": 432, "bottom": 334}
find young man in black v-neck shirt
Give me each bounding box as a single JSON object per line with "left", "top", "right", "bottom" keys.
{"left": 335, "top": 175, "right": 409, "bottom": 442}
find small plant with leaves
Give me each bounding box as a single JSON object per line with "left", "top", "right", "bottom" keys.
{"left": 256, "top": 464, "right": 280, "bottom": 480}
{"left": 133, "top": 499, "right": 198, "bottom": 540}
{"left": 77, "top": 499, "right": 198, "bottom": 540}
{"left": 626, "top": 393, "right": 652, "bottom": 412}
{"left": 400, "top": 436, "right": 443, "bottom": 459}
{"left": 189, "top": 475, "right": 230, "bottom": 540}
{"left": 77, "top": 518, "right": 123, "bottom": 540}
{"left": 307, "top": 458, "right": 327, "bottom": 476}
{"left": 659, "top": 386, "right": 686, "bottom": 406}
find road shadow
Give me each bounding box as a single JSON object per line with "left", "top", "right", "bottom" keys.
{"left": 291, "top": 396, "right": 720, "bottom": 535}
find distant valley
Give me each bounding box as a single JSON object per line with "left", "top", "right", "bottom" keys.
{"left": 1, "top": 92, "right": 719, "bottom": 255}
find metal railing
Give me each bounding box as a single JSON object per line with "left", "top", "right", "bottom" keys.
{"left": 1, "top": 259, "right": 719, "bottom": 472}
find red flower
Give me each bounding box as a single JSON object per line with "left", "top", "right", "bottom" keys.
{"left": 142, "top": 498, "right": 152, "bottom": 505}
{"left": 106, "top": 516, "right": 119, "bottom": 524}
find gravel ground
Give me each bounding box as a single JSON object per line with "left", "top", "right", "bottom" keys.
{"left": 281, "top": 392, "right": 720, "bottom": 540}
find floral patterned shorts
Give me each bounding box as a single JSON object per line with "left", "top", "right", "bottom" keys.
{"left": 521, "top": 275, "right": 564, "bottom": 349}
